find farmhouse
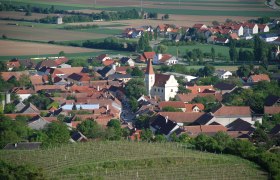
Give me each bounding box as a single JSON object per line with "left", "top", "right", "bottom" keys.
{"left": 153, "top": 53, "right": 178, "bottom": 65}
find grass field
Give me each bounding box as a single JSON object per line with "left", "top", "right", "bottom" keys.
{"left": 0, "top": 141, "right": 267, "bottom": 179}
{"left": 166, "top": 43, "right": 253, "bottom": 60}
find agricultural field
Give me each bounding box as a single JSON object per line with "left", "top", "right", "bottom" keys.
{"left": 0, "top": 141, "right": 267, "bottom": 179}
{"left": 0, "top": 40, "right": 101, "bottom": 56}
{"left": 0, "top": 11, "right": 58, "bottom": 21}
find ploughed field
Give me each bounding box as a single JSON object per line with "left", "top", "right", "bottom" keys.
{"left": 0, "top": 141, "right": 267, "bottom": 179}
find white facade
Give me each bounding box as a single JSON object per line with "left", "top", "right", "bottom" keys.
{"left": 18, "top": 94, "right": 32, "bottom": 101}
{"left": 233, "top": 26, "right": 243, "bottom": 36}
{"left": 243, "top": 24, "right": 258, "bottom": 34}
{"left": 145, "top": 73, "right": 155, "bottom": 97}
{"left": 206, "top": 116, "right": 258, "bottom": 126}
{"left": 153, "top": 54, "right": 178, "bottom": 65}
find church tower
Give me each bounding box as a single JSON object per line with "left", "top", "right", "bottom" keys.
{"left": 145, "top": 59, "right": 155, "bottom": 96}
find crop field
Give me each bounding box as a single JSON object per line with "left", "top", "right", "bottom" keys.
{"left": 0, "top": 40, "right": 101, "bottom": 56}
{"left": 0, "top": 21, "right": 110, "bottom": 42}
{"left": 0, "top": 11, "right": 58, "bottom": 21}
{"left": 0, "top": 141, "right": 267, "bottom": 179}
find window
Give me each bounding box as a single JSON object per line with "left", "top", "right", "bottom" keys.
{"left": 171, "top": 89, "right": 173, "bottom": 92}
{"left": 154, "top": 89, "right": 156, "bottom": 91}
{"left": 158, "top": 89, "right": 160, "bottom": 92}
{"left": 162, "top": 89, "right": 163, "bottom": 92}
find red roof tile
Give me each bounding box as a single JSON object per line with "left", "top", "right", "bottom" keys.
{"left": 159, "top": 112, "right": 204, "bottom": 123}
{"left": 264, "top": 106, "right": 280, "bottom": 115}
{"left": 185, "top": 103, "right": 204, "bottom": 112}
{"left": 249, "top": 74, "right": 270, "bottom": 82}
{"left": 212, "top": 106, "right": 251, "bottom": 116}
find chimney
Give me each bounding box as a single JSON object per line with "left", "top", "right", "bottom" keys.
{"left": 106, "top": 104, "right": 109, "bottom": 111}
{"left": 97, "top": 86, "right": 100, "bottom": 91}
{"left": 165, "top": 116, "right": 168, "bottom": 123}
{"left": 14, "top": 143, "right": 17, "bottom": 148}
{"left": 5, "top": 93, "right": 11, "bottom": 104}
{"left": 112, "top": 64, "right": 116, "bottom": 71}
{"left": 198, "top": 88, "right": 201, "bottom": 93}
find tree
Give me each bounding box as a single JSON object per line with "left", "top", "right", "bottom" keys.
{"left": 162, "top": 106, "right": 183, "bottom": 112}
{"left": 254, "top": 35, "right": 267, "bottom": 64}
{"left": 0, "top": 61, "right": 7, "bottom": 71}
{"left": 153, "top": 31, "right": 158, "bottom": 40}
{"left": 2, "top": 34, "right": 7, "bottom": 39}
{"left": 163, "top": 14, "right": 169, "bottom": 20}
{"left": 125, "top": 78, "right": 146, "bottom": 99}
{"left": 197, "top": 65, "right": 215, "bottom": 77}
{"left": 44, "top": 122, "right": 70, "bottom": 145}
{"left": 18, "top": 74, "right": 31, "bottom": 89}
{"left": 129, "top": 97, "right": 139, "bottom": 112}
{"left": 135, "top": 115, "right": 150, "bottom": 129}
{"left": 154, "top": 134, "right": 166, "bottom": 142}
{"left": 236, "top": 65, "right": 250, "bottom": 77}
{"left": 140, "top": 128, "right": 153, "bottom": 142}
{"left": 131, "top": 66, "right": 144, "bottom": 77}
{"left": 58, "top": 51, "right": 65, "bottom": 57}
{"left": 77, "top": 120, "right": 104, "bottom": 139}
{"left": 156, "top": 45, "right": 168, "bottom": 54}
{"left": 229, "top": 39, "right": 238, "bottom": 63}
{"left": 106, "top": 119, "right": 122, "bottom": 140}
{"left": 4, "top": 103, "right": 15, "bottom": 114}
{"left": 212, "top": 20, "right": 220, "bottom": 26}
{"left": 211, "top": 47, "right": 215, "bottom": 62}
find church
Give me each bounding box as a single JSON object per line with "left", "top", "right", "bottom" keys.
{"left": 145, "top": 59, "right": 178, "bottom": 101}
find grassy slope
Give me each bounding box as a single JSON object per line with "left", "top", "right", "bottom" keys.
{"left": 0, "top": 141, "right": 267, "bottom": 179}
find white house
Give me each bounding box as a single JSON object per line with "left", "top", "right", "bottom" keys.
{"left": 153, "top": 54, "right": 178, "bottom": 65}
{"left": 242, "top": 23, "right": 258, "bottom": 34}
{"left": 145, "top": 60, "right": 178, "bottom": 101}
{"left": 231, "top": 24, "right": 243, "bottom": 36}
{"left": 214, "top": 70, "right": 232, "bottom": 79}
{"left": 258, "top": 24, "right": 269, "bottom": 33}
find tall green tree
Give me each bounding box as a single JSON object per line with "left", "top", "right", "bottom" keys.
{"left": 254, "top": 36, "right": 267, "bottom": 64}
{"left": 44, "top": 122, "right": 70, "bottom": 145}
{"left": 229, "top": 39, "right": 238, "bottom": 63}
{"left": 211, "top": 47, "right": 215, "bottom": 62}
{"left": 124, "top": 78, "right": 146, "bottom": 99}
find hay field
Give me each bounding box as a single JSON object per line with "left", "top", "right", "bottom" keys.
{"left": 0, "top": 40, "right": 101, "bottom": 56}
{"left": 0, "top": 21, "right": 110, "bottom": 42}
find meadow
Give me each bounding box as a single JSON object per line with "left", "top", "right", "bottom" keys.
{"left": 0, "top": 141, "right": 267, "bottom": 179}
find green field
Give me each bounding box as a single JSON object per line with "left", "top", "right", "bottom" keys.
{"left": 0, "top": 141, "right": 267, "bottom": 179}
{"left": 166, "top": 43, "right": 253, "bottom": 60}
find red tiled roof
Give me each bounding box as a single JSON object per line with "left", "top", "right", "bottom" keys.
{"left": 258, "top": 24, "right": 267, "bottom": 30}
{"left": 159, "top": 112, "right": 204, "bottom": 123}
{"left": 230, "top": 33, "right": 239, "bottom": 40}
{"left": 176, "top": 93, "right": 198, "bottom": 103}
{"left": 212, "top": 106, "right": 251, "bottom": 116}
{"left": 52, "top": 67, "right": 83, "bottom": 77}
{"left": 193, "top": 24, "right": 206, "bottom": 29}
{"left": 159, "top": 101, "right": 186, "bottom": 109}
{"left": 4, "top": 114, "right": 39, "bottom": 119}
{"left": 264, "top": 106, "right": 280, "bottom": 115}
{"left": 184, "top": 125, "right": 227, "bottom": 136}
{"left": 7, "top": 61, "right": 20, "bottom": 69}
{"left": 143, "top": 52, "right": 156, "bottom": 60}
{"left": 30, "top": 75, "right": 43, "bottom": 85}
{"left": 103, "top": 59, "right": 115, "bottom": 66}
{"left": 249, "top": 74, "right": 270, "bottom": 82}
{"left": 1, "top": 71, "right": 29, "bottom": 81}
{"left": 54, "top": 57, "right": 68, "bottom": 65}
{"left": 187, "top": 85, "right": 213, "bottom": 94}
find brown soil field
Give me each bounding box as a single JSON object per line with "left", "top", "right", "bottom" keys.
{"left": 0, "top": 11, "right": 58, "bottom": 21}
{"left": 0, "top": 40, "right": 101, "bottom": 56}
{"left": 0, "top": 21, "right": 110, "bottom": 42}
{"left": 70, "top": 14, "right": 255, "bottom": 29}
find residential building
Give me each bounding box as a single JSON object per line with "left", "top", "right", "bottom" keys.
{"left": 153, "top": 53, "right": 178, "bottom": 65}
{"left": 214, "top": 70, "right": 232, "bottom": 79}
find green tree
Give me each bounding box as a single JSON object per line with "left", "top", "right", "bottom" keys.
{"left": 129, "top": 97, "right": 139, "bottom": 112}
{"left": 154, "top": 134, "right": 166, "bottom": 142}
{"left": 229, "top": 39, "right": 238, "bottom": 63}
{"left": 211, "top": 47, "right": 215, "bottom": 62}
{"left": 135, "top": 115, "right": 150, "bottom": 129}
{"left": 44, "top": 122, "right": 70, "bottom": 145}
{"left": 162, "top": 106, "right": 182, "bottom": 112}
{"left": 153, "top": 31, "right": 158, "bottom": 40}
{"left": 77, "top": 120, "right": 104, "bottom": 139}
{"left": 125, "top": 78, "right": 146, "bottom": 99}
{"left": 254, "top": 35, "right": 267, "bottom": 64}
{"left": 131, "top": 66, "right": 144, "bottom": 77}
{"left": 236, "top": 65, "right": 250, "bottom": 77}
{"left": 156, "top": 44, "right": 168, "bottom": 54}
{"left": 4, "top": 103, "right": 15, "bottom": 114}
{"left": 18, "top": 74, "right": 31, "bottom": 88}
{"left": 106, "top": 119, "right": 122, "bottom": 140}
{"left": 59, "top": 51, "right": 65, "bottom": 57}
{"left": 140, "top": 128, "right": 153, "bottom": 142}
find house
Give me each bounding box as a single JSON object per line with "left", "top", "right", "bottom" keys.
{"left": 107, "top": 74, "right": 132, "bottom": 83}
{"left": 120, "top": 57, "right": 135, "bottom": 67}
{"left": 159, "top": 112, "right": 205, "bottom": 126}
{"left": 229, "top": 33, "right": 240, "bottom": 40}
{"left": 67, "top": 73, "right": 90, "bottom": 84}
{"left": 137, "top": 52, "right": 156, "bottom": 63}
{"left": 214, "top": 37, "right": 229, "bottom": 44}
{"left": 183, "top": 125, "right": 227, "bottom": 137}
{"left": 226, "top": 118, "right": 255, "bottom": 132}
{"left": 3, "top": 142, "right": 41, "bottom": 150}
{"left": 97, "top": 66, "right": 116, "bottom": 78}
{"left": 96, "top": 54, "right": 111, "bottom": 62}
{"left": 6, "top": 59, "right": 20, "bottom": 71}
{"left": 61, "top": 103, "right": 99, "bottom": 111}
{"left": 211, "top": 105, "right": 256, "bottom": 126}
{"left": 184, "top": 103, "right": 204, "bottom": 112}
{"left": 19, "top": 59, "right": 36, "bottom": 69}
{"left": 207, "top": 35, "right": 217, "bottom": 43}
{"left": 18, "top": 103, "right": 40, "bottom": 114}
{"left": 150, "top": 114, "right": 180, "bottom": 137}
{"left": 231, "top": 24, "right": 243, "bottom": 36}
{"left": 193, "top": 24, "right": 207, "bottom": 30}
{"left": 186, "top": 84, "right": 213, "bottom": 94}
{"left": 28, "top": 115, "right": 51, "bottom": 130}
{"left": 153, "top": 54, "right": 178, "bottom": 65}
{"left": 36, "top": 59, "right": 58, "bottom": 70}
{"left": 264, "top": 106, "right": 280, "bottom": 115}
{"left": 159, "top": 101, "right": 186, "bottom": 112}
{"left": 70, "top": 131, "right": 88, "bottom": 142}
{"left": 214, "top": 70, "right": 232, "bottom": 79}
{"left": 145, "top": 60, "right": 179, "bottom": 101}
{"left": 259, "top": 34, "right": 278, "bottom": 42}
{"left": 269, "top": 124, "right": 280, "bottom": 135}
{"left": 115, "top": 66, "right": 130, "bottom": 74}
{"left": 102, "top": 59, "right": 115, "bottom": 66}
{"left": 271, "top": 37, "right": 280, "bottom": 45}
{"left": 258, "top": 24, "right": 269, "bottom": 33}
{"left": 129, "top": 129, "right": 142, "bottom": 141}
{"left": 12, "top": 88, "right": 34, "bottom": 101}
{"left": 30, "top": 75, "right": 44, "bottom": 86}
{"left": 242, "top": 23, "right": 258, "bottom": 34}
{"left": 57, "top": 16, "right": 63, "bottom": 24}
{"left": 214, "top": 82, "right": 237, "bottom": 94}
{"left": 247, "top": 74, "right": 270, "bottom": 83}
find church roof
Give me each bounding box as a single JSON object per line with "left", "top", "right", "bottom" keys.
{"left": 145, "top": 59, "right": 154, "bottom": 75}
{"left": 154, "top": 74, "right": 170, "bottom": 87}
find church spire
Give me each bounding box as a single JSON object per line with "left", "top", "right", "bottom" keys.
{"left": 145, "top": 59, "right": 154, "bottom": 75}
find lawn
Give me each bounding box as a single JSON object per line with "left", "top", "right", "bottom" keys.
{"left": 0, "top": 141, "right": 267, "bottom": 179}
{"left": 166, "top": 43, "right": 253, "bottom": 61}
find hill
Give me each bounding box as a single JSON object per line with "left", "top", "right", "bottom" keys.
{"left": 0, "top": 141, "right": 267, "bottom": 179}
